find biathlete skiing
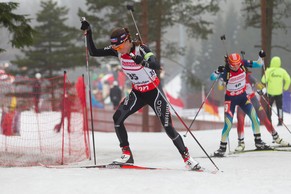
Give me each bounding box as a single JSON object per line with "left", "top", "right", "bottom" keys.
{"left": 210, "top": 51, "right": 270, "bottom": 156}
{"left": 80, "top": 20, "right": 201, "bottom": 170}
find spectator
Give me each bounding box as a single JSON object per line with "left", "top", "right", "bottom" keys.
{"left": 110, "top": 81, "right": 122, "bottom": 110}
{"left": 261, "top": 56, "right": 290, "bottom": 126}
{"left": 54, "top": 92, "right": 73, "bottom": 133}
{"left": 33, "top": 73, "right": 41, "bottom": 113}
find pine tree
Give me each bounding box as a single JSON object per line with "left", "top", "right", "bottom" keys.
{"left": 0, "top": 2, "right": 34, "bottom": 53}
{"left": 241, "top": 0, "right": 291, "bottom": 66}
{"left": 11, "top": 0, "right": 84, "bottom": 78}
{"left": 11, "top": 0, "right": 86, "bottom": 110}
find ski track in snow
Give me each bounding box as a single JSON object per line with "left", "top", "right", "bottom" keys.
{"left": 1, "top": 112, "right": 291, "bottom": 194}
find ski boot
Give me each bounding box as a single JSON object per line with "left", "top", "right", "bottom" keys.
{"left": 273, "top": 132, "right": 290, "bottom": 146}
{"left": 214, "top": 142, "right": 227, "bottom": 157}
{"left": 112, "top": 146, "right": 134, "bottom": 164}
{"left": 277, "top": 118, "right": 283, "bottom": 126}
{"left": 254, "top": 134, "right": 270, "bottom": 150}
{"left": 182, "top": 148, "right": 201, "bottom": 171}
{"left": 235, "top": 139, "right": 245, "bottom": 152}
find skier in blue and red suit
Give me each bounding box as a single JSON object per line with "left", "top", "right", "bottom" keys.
{"left": 210, "top": 51, "right": 270, "bottom": 156}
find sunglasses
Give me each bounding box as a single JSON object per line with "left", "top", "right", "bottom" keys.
{"left": 112, "top": 39, "right": 128, "bottom": 51}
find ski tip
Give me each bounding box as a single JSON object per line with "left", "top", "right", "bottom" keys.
{"left": 192, "top": 167, "right": 221, "bottom": 174}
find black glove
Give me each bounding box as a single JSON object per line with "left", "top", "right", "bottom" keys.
{"left": 129, "top": 53, "right": 150, "bottom": 67}
{"left": 259, "top": 50, "right": 266, "bottom": 58}
{"left": 80, "top": 20, "right": 90, "bottom": 31}
{"left": 218, "top": 65, "right": 225, "bottom": 73}
{"left": 257, "top": 90, "right": 263, "bottom": 95}
{"left": 215, "top": 65, "right": 225, "bottom": 74}
{"left": 257, "top": 88, "right": 266, "bottom": 95}
{"left": 131, "top": 54, "right": 144, "bottom": 64}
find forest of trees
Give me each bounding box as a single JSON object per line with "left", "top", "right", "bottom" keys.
{"left": 1, "top": 0, "right": 291, "bottom": 108}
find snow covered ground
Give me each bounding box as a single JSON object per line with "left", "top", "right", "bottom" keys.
{"left": 1, "top": 113, "right": 291, "bottom": 194}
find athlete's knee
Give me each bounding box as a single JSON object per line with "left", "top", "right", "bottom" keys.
{"left": 225, "top": 113, "right": 233, "bottom": 122}
{"left": 113, "top": 110, "right": 123, "bottom": 125}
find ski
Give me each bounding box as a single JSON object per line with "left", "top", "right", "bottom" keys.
{"left": 82, "top": 164, "right": 219, "bottom": 174}
{"left": 82, "top": 163, "right": 162, "bottom": 170}
{"left": 39, "top": 163, "right": 219, "bottom": 174}
{"left": 85, "top": 163, "right": 218, "bottom": 173}
{"left": 230, "top": 146, "right": 291, "bottom": 154}
{"left": 272, "top": 147, "right": 291, "bottom": 152}
{"left": 39, "top": 163, "right": 161, "bottom": 170}
{"left": 197, "top": 154, "right": 238, "bottom": 159}
{"left": 271, "top": 144, "right": 291, "bottom": 149}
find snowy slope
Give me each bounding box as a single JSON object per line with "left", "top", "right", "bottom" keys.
{"left": 1, "top": 117, "right": 291, "bottom": 194}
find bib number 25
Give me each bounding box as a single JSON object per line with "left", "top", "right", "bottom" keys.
{"left": 127, "top": 73, "right": 138, "bottom": 80}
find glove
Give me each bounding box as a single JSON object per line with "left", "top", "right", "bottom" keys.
{"left": 80, "top": 20, "right": 90, "bottom": 31}
{"left": 257, "top": 88, "right": 266, "bottom": 95}
{"left": 218, "top": 65, "right": 225, "bottom": 73}
{"left": 130, "top": 54, "right": 143, "bottom": 64}
{"left": 259, "top": 50, "right": 266, "bottom": 58}
{"left": 129, "top": 53, "right": 150, "bottom": 67}
{"left": 215, "top": 65, "right": 225, "bottom": 74}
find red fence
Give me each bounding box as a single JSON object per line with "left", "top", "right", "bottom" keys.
{"left": 0, "top": 72, "right": 90, "bottom": 167}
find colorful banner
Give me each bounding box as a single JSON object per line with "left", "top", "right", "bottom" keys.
{"left": 204, "top": 98, "right": 219, "bottom": 118}
{"left": 166, "top": 92, "right": 184, "bottom": 108}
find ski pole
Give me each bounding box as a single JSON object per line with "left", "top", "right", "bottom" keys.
{"left": 138, "top": 62, "right": 220, "bottom": 170}
{"left": 220, "top": 34, "right": 228, "bottom": 56}
{"left": 183, "top": 78, "right": 219, "bottom": 137}
{"left": 81, "top": 17, "right": 97, "bottom": 165}
{"left": 141, "top": 59, "right": 220, "bottom": 171}
{"left": 259, "top": 92, "right": 291, "bottom": 134}
{"left": 260, "top": 54, "right": 272, "bottom": 124}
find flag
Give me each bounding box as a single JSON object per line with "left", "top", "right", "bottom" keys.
{"left": 283, "top": 91, "right": 291, "bottom": 113}
{"left": 166, "top": 92, "right": 184, "bottom": 108}
{"left": 75, "top": 76, "right": 86, "bottom": 108}
{"left": 204, "top": 97, "right": 219, "bottom": 118}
